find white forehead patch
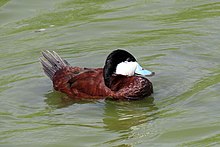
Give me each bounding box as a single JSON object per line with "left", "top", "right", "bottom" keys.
{"left": 116, "top": 61, "right": 138, "bottom": 76}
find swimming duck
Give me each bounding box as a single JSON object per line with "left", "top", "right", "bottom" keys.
{"left": 40, "top": 49, "right": 154, "bottom": 100}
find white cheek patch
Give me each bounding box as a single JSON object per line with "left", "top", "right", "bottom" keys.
{"left": 115, "top": 61, "right": 138, "bottom": 76}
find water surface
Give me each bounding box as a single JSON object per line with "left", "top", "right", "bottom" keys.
{"left": 1, "top": 0, "right": 220, "bottom": 146}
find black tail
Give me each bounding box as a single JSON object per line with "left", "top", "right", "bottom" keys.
{"left": 39, "top": 50, "right": 70, "bottom": 80}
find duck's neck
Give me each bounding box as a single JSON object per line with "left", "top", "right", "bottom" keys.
{"left": 103, "top": 49, "right": 137, "bottom": 88}
{"left": 103, "top": 64, "right": 114, "bottom": 88}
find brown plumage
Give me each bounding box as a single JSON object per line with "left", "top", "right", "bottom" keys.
{"left": 40, "top": 49, "right": 153, "bottom": 100}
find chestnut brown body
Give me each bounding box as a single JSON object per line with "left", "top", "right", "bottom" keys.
{"left": 52, "top": 67, "right": 153, "bottom": 99}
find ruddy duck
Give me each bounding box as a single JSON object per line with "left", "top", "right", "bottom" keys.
{"left": 40, "top": 49, "right": 154, "bottom": 100}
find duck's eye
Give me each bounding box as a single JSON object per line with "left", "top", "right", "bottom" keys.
{"left": 126, "top": 58, "right": 132, "bottom": 61}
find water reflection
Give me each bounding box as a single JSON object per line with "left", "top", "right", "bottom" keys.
{"left": 44, "top": 91, "right": 98, "bottom": 109}
{"left": 103, "top": 97, "right": 158, "bottom": 132}
{"left": 44, "top": 91, "right": 158, "bottom": 133}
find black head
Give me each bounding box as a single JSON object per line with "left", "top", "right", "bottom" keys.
{"left": 103, "top": 49, "right": 136, "bottom": 88}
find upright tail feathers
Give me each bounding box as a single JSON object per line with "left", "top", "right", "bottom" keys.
{"left": 39, "top": 50, "right": 70, "bottom": 80}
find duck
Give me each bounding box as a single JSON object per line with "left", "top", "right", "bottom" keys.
{"left": 40, "top": 49, "right": 154, "bottom": 100}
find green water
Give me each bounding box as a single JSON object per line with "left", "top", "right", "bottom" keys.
{"left": 1, "top": 0, "right": 220, "bottom": 146}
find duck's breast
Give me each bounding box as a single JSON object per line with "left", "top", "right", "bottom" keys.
{"left": 110, "top": 75, "right": 153, "bottom": 99}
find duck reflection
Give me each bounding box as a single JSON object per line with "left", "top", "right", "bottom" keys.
{"left": 44, "top": 91, "right": 158, "bottom": 133}
{"left": 103, "top": 97, "right": 158, "bottom": 132}
{"left": 44, "top": 91, "right": 98, "bottom": 109}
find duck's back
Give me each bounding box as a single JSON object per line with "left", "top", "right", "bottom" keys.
{"left": 53, "top": 67, "right": 113, "bottom": 98}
